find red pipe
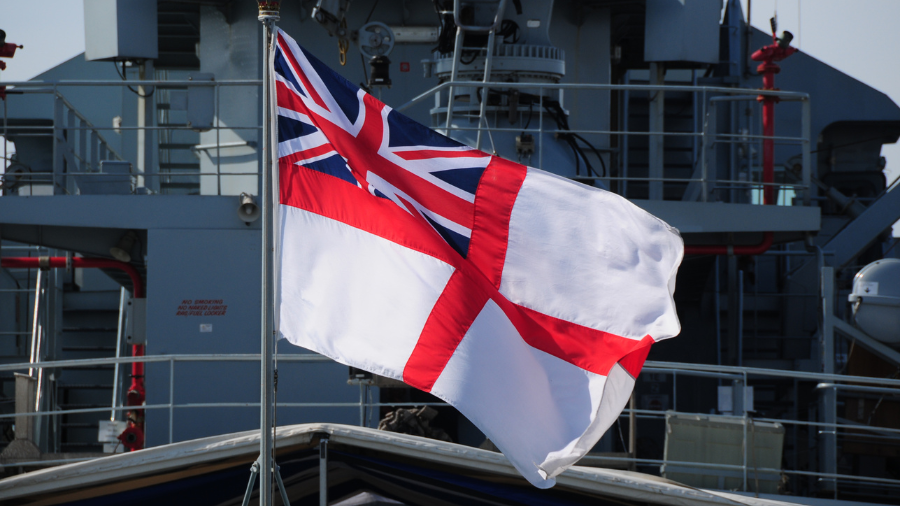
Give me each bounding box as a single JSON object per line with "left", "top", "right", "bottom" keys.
{"left": 1, "top": 257, "right": 143, "bottom": 298}
{"left": 683, "top": 232, "right": 774, "bottom": 256}
{"left": 1, "top": 256, "right": 146, "bottom": 450}
{"left": 751, "top": 33, "right": 797, "bottom": 205}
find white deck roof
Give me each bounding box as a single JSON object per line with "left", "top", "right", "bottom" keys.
{"left": 0, "top": 423, "right": 810, "bottom": 506}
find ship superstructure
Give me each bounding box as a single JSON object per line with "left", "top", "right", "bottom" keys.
{"left": 1, "top": 1, "right": 899, "bottom": 504}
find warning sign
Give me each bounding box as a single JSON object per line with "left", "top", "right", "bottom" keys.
{"left": 176, "top": 299, "right": 228, "bottom": 317}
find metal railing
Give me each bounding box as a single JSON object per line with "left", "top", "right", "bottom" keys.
{"left": 1, "top": 353, "right": 898, "bottom": 499}
{"left": 0, "top": 244, "right": 52, "bottom": 452}
{"left": 1, "top": 80, "right": 262, "bottom": 197}
{"left": 27, "top": 271, "right": 45, "bottom": 413}
{"left": 397, "top": 80, "right": 812, "bottom": 206}
{"left": 1, "top": 78, "right": 811, "bottom": 205}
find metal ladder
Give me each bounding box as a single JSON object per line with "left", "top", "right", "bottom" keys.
{"left": 443, "top": 0, "right": 508, "bottom": 151}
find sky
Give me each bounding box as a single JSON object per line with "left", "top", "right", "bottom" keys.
{"left": 2, "top": 1, "right": 899, "bottom": 194}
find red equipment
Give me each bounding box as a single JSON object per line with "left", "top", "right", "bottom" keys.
{"left": 0, "top": 256, "right": 146, "bottom": 450}
{"left": 751, "top": 28, "right": 797, "bottom": 205}
{"left": 117, "top": 424, "right": 145, "bottom": 452}
{"left": 0, "top": 29, "right": 24, "bottom": 100}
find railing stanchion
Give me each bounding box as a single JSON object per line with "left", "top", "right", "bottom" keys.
{"left": 28, "top": 272, "right": 42, "bottom": 377}
{"left": 359, "top": 382, "right": 365, "bottom": 426}
{"left": 110, "top": 287, "right": 126, "bottom": 420}
{"left": 802, "top": 98, "right": 812, "bottom": 206}
{"left": 170, "top": 356, "right": 175, "bottom": 444}
{"left": 701, "top": 91, "right": 708, "bottom": 201}
{"left": 442, "top": 27, "right": 463, "bottom": 135}
{"left": 216, "top": 81, "right": 222, "bottom": 196}
{"left": 319, "top": 436, "right": 329, "bottom": 506}
{"left": 538, "top": 89, "right": 544, "bottom": 170}
{"left": 53, "top": 92, "right": 64, "bottom": 194}
{"left": 742, "top": 370, "right": 749, "bottom": 492}
{"left": 672, "top": 371, "right": 677, "bottom": 411}
{"left": 833, "top": 384, "right": 838, "bottom": 500}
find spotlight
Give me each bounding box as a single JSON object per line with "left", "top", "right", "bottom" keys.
{"left": 238, "top": 192, "right": 261, "bottom": 224}
{"left": 368, "top": 56, "right": 392, "bottom": 88}
{"left": 777, "top": 31, "right": 794, "bottom": 49}
{"left": 110, "top": 231, "right": 138, "bottom": 263}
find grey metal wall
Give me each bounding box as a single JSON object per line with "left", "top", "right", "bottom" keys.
{"left": 143, "top": 222, "right": 368, "bottom": 445}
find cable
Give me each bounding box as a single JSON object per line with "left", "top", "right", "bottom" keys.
{"left": 572, "top": 133, "right": 608, "bottom": 178}
{"left": 539, "top": 96, "right": 608, "bottom": 178}
{"left": 359, "top": 53, "right": 370, "bottom": 92}
{"left": 459, "top": 50, "right": 479, "bottom": 65}
{"left": 365, "top": 0, "right": 380, "bottom": 23}
{"left": 432, "top": 0, "right": 456, "bottom": 54}
{"left": 497, "top": 19, "right": 520, "bottom": 44}
{"left": 114, "top": 62, "right": 155, "bottom": 98}
{"left": 616, "top": 418, "right": 628, "bottom": 453}
{"left": 476, "top": 88, "right": 608, "bottom": 179}
{"left": 522, "top": 102, "right": 533, "bottom": 130}
{"left": 884, "top": 238, "right": 900, "bottom": 256}
{"left": 568, "top": 138, "right": 581, "bottom": 176}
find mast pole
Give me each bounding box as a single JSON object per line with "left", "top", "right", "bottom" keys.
{"left": 258, "top": 2, "right": 280, "bottom": 505}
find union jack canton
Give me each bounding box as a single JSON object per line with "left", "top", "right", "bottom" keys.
{"left": 275, "top": 31, "right": 490, "bottom": 258}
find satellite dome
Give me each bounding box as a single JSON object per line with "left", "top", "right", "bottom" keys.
{"left": 848, "top": 258, "right": 900, "bottom": 345}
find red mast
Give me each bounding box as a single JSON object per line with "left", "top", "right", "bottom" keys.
{"left": 751, "top": 21, "right": 797, "bottom": 205}
{"left": 0, "top": 29, "right": 24, "bottom": 100}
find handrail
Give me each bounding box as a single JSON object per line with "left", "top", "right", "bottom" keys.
{"left": 53, "top": 90, "right": 124, "bottom": 163}
{"left": 396, "top": 79, "right": 812, "bottom": 208}
{"left": 3, "top": 79, "right": 809, "bottom": 201}
{"left": 2, "top": 80, "right": 265, "bottom": 197}
{"left": 3, "top": 352, "right": 899, "bottom": 495}
{"left": 0, "top": 353, "right": 331, "bottom": 372}
{"left": 396, "top": 80, "right": 810, "bottom": 112}
{"left": 815, "top": 382, "right": 900, "bottom": 396}
{"left": 644, "top": 360, "right": 900, "bottom": 387}
{"left": 0, "top": 79, "right": 261, "bottom": 87}
{"left": 3, "top": 354, "right": 900, "bottom": 388}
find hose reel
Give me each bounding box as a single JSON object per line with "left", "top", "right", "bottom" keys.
{"left": 358, "top": 22, "right": 394, "bottom": 58}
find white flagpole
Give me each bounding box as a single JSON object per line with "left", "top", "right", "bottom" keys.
{"left": 258, "top": 2, "right": 280, "bottom": 505}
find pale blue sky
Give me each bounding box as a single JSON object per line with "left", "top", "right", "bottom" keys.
{"left": 2, "top": 0, "right": 899, "bottom": 189}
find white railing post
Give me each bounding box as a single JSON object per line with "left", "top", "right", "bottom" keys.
{"left": 28, "top": 272, "right": 42, "bottom": 376}
{"left": 110, "top": 287, "right": 127, "bottom": 421}
{"left": 170, "top": 356, "right": 175, "bottom": 444}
